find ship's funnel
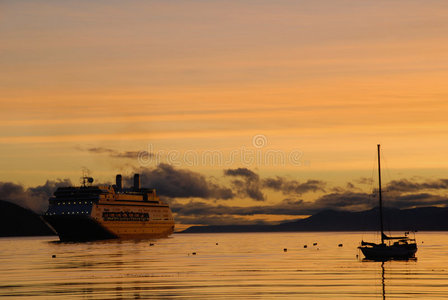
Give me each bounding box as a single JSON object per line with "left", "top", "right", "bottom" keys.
{"left": 116, "top": 174, "right": 122, "bottom": 191}
{"left": 133, "top": 174, "right": 140, "bottom": 191}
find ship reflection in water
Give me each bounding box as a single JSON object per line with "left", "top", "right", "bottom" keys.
{"left": 1, "top": 232, "right": 448, "bottom": 299}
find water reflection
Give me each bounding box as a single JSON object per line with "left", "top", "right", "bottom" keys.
{"left": 1, "top": 233, "right": 448, "bottom": 298}
{"left": 381, "top": 262, "right": 385, "bottom": 300}
{"left": 361, "top": 257, "right": 419, "bottom": 300}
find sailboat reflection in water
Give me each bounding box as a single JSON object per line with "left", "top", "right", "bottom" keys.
{"left": 358, "top": 145, "right": 417, "bottom": 261}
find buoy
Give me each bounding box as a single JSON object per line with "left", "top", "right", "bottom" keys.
{"left": 338, "top": 244, "right": 343, "bottom": 247}
{"left": 216, "top": 243, "right": 218, "bottom": 245}
{"left": 283, "top": 248, "right": 287, "bottom": 252}
{"left": 313, "top": 243, "right": 317, "bottom": 246}
{"left": 52, "top": 255, "right": 56, "bottom": 258}
{"left": 304, "top": 245, "right": 307, "bottom": 248}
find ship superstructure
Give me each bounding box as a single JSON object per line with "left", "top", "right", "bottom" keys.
{"left": 43, "top": 174, "right": 175, "bottom": 242}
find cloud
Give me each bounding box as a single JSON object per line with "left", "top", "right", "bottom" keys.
{"left": 170, "top": 193, "right": 372, "bottom": 222}
{"left": 170, "top": 178, "right": 448, "bottom": 224}
{"left": 0, "top": 179, "right": 72, "bottom": 213}
{"left": 262, "top": 177, "right": 326, "bottom": 195}
{"left": 171, "top": 196, "right": 369, "bottom": 218}
{"left": 331, "top": 182, "right": 361, "bottom": 193}
{"left": 28, "top": 179, "right": 72, "bottom": 198}
{"left": 356, "top": 177, "right": 374, "bottom": 185}
{"left": 311, "top": 192, "right": 373, "bottom": 212}
{"left": 4, "top": 165, "right": 448, "bottom": 226}
{"left": 386, "top": 179, "right": 448, "bottom": 193}
{"left": 128, "top": 163, "right": 234, "bottom": 200}
{"left": 386, "top": 193, "right": 447, "bottom": 209}
{"left": 170, "top": 199, "right": 308, "bottom": 217}
{"left": 230, "top": 178, "right": 265, "bottom": 201}
{"left": 224, "top": 168, "right": 259, "bottom": 180}
{"left": 223, "top": 168, "right": 325, "bottom": 201}
{"left": 311, "top": 184, "right": 448, "bottom": 212}
{"left": 173, "top": 214, "right": 269, "bottom": 226}
{"left": 224, "top": 167, "right": 265, "bottom": 201}
{"left": 84, "top": 147, "right": 146, "bottom": 159}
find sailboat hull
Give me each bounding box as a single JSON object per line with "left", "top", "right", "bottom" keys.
{"left": 359, "top": 244, "right": 417, "bottom": 261}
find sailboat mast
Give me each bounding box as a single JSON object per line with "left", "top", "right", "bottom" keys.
{"left": 377, "top": 144, "right": 385, "bottom": 244}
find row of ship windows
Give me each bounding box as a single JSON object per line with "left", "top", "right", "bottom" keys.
{"left": 57, "top": 201, "right": 93, "bottom": 205}
{"left": 46, "top": 211, "right": 90, "bottom": 215}
{"left": 102, "top": 212, "right": 149, "bottom": 222}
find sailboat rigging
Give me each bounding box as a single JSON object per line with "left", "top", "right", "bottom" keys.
{"left": 358, "top": 144, "right": 417, "bottom": 260}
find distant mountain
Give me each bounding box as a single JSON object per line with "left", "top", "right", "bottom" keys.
{"left": 0, "top": 200, "right": 55, "bottom": 237}
{"left": 180, "top": 207, "right": 448, "bottom": 233}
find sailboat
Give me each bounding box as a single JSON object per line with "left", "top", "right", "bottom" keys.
{"left": 358, "top": 144, "right": 417, "bottom": 261}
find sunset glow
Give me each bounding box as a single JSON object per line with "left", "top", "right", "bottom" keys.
{"left": 2, "top": 0, "right": 448, "bottom": 225}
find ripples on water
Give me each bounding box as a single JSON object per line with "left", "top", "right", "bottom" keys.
{"left": 1, "top": 232, "right": 448, "bottom": 299}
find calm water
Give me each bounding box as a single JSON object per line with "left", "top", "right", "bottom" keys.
{"left": 1, "top": 232, "right": 448, "bottom": 299}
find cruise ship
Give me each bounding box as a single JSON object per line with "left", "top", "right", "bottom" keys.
{"left": 43, "top": 174, "right": 175, "bottom": 242}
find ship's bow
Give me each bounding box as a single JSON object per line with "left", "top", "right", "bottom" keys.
{"left": 43, "top": 214, "right": 117, "bottom": 242}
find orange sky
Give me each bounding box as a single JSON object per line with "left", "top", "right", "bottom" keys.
{"left": 2, "top": 1, "right": 448, "bottom": 215}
